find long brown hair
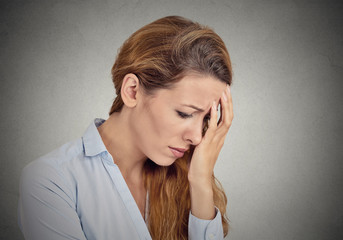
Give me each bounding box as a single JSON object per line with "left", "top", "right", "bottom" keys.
{"left": 109, "top": 16, "right": 232, "bottom": 239}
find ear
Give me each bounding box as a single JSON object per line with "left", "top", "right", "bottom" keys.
{"left": 121, "top": 73, "right": 140, "bottom": 108}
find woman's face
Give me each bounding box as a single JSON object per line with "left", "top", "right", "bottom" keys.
{"left": 131, "top": 73, "right": 227, "bottom": 166}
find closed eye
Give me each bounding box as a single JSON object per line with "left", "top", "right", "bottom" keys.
{"left": 177, "top": 111, "right": 192, "bottom": 119}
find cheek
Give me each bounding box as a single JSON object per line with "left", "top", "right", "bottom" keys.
{"left": 151, "top": 112, "right": 176, "bottom": 139}
{"left": 146, "top": 107, "right": 182, "bottom": 142}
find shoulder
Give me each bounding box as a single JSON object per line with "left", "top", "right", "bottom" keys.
{"left": 19, "top": 138, "right": 84, "bottom": 198}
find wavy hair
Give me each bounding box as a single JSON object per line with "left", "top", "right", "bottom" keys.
{"left": 109, "top": 16, "right": 232, "bottom": 239}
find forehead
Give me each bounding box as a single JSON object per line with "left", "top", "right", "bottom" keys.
{"left": 156, "top": 74, "right": 227, "bottom": 108}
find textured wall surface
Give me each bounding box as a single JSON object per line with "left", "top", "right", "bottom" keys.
{"left": 1, "top": 0, "right": 342, "bottom": 239}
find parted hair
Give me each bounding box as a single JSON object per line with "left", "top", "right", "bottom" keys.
{"left": 109, "top": 16, "right": 232, "bottom": 240}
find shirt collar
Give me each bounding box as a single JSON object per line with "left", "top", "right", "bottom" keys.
{"left": 82, "top": 118, "right": 108, "bottom": 157}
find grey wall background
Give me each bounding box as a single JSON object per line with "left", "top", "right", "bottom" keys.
{"left": 1, "top": 0, "right": 342, "bottom": 239}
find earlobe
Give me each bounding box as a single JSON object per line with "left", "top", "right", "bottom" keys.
{"left": 121, "top": 73, "right": 140, "bottom": 108}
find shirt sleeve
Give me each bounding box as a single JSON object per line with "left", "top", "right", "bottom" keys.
{"left": 188, "top": 207, "right": 224, "bottom": 240}
{"left": 18, "top": 160, "right": 87, "bottom": 240}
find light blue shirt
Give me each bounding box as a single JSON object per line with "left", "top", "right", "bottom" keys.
{"left": 18, "top": 118, "right": 224, "bottom": 240}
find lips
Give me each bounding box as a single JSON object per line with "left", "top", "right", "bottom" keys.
{"left": 169, "top": 147, "right": 188, "bottom": 158}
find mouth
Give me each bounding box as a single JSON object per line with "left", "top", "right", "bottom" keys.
{"left": 168, "top": 147, "right": 188, "bottom": 158}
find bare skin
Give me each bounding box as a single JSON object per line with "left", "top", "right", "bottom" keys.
{"left": 97, "top": 73, "right": 233, "bottom": 219}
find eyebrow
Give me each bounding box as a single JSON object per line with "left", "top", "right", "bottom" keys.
{"left": 182, "top": 104, "right": 205, "bottom": 112}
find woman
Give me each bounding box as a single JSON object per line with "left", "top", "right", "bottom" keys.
{"left": 18, "top": 16, "right": 233, "bottom": 240}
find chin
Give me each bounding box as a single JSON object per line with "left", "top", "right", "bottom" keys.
{"left": 149, "top": 156, "right": 177, "bottom": 167}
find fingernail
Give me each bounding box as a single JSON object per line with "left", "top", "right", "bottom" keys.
{"left": 222, "top": 91, "right": 228, "bottom": 102}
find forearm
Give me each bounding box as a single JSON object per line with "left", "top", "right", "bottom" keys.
{"left": 189, "top": 177, "right": 216, "bottom": 220}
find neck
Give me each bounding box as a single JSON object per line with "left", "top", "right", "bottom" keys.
{"left": 97, "top": 111, "right": 147, "bottom": 183}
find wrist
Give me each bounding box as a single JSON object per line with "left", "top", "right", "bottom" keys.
{"left": 189, "top": 182, "right": 215, "bottom": 220}
{"left": 188, "top": 173, "right": 212, "bottom": 189}
{"left": 188, "top": 177, "right": 213, "bottom": 197}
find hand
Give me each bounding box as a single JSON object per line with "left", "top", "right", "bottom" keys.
{"left": 188, "top": 85, "right": 233, "bottom": 186}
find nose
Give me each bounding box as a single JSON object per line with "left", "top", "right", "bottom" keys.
{"left": 183, "top": 121, "right": 203, "bottom": 146}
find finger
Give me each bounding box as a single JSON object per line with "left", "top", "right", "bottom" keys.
{"left": 205, "top": 101, "right": 218, "bottom": 138}
{"left": 227, "top": 85, "right": 233, "bottom": 120}
{"left": 217, "top": 93, "right": 225, "bottom": 125}
{"left": 217, "top": 91, "right": 227, "bottom": 128}
{"left": 227, "top": 85, "right": 234, "bottom": 125}
{"left": 218, "top": 85, "right": 232, "bottom": 135}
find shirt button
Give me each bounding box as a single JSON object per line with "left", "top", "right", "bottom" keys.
{"left": 208, "top": 233, "right": 215, "bottom": 240}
